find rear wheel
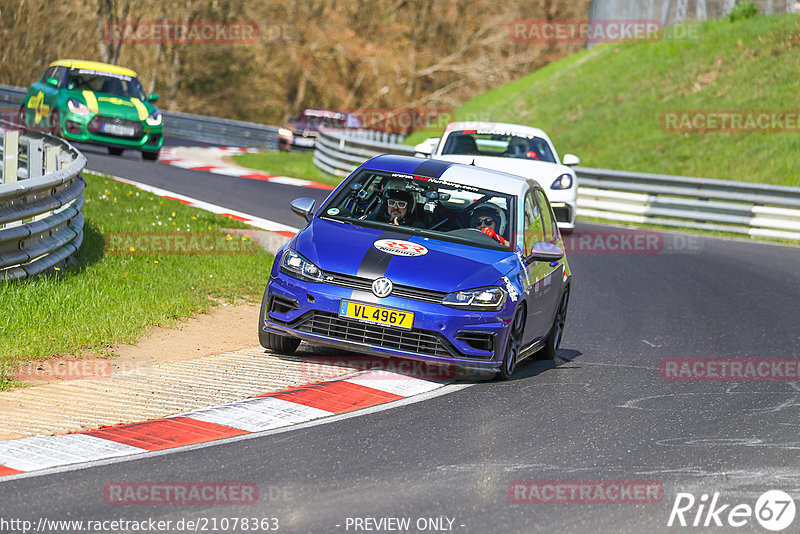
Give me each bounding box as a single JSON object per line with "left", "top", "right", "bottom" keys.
{"left": 142, "top": 149, "right": 160, "bottom": 161}
{"left": 108, "top": 147, "right": 124, "bottom": 156}
{"left": 498, "top": 308, "right": 525, "bottom": 380}
{"left": 258, "top": 287, "right": 301, "bottom": 354}
{"left": 539, "top": 288, "right": 569, "bottom": 360}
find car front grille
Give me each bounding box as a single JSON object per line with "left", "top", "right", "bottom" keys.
{"left": 88, "top": 116, "right": 143, "bottom": 138}
{"left": 292, "top": 311, "right": 455, "bottom": 358}
{"left": 321, "top": 271, "right": 447, "bottom": 304}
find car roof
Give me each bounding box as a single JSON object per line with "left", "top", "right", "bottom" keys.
{"left": 49, "top": 59, "right": 138, "bottom": 78}
{"left": 443, "top": 121, "right": 551, "bottom": 141}
{"left": 361, "top": 155, "right": 535, "bottom": 197}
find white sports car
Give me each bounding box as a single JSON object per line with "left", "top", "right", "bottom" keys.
{"left": 418, "top": 122, "right": 579, "bottom": 231}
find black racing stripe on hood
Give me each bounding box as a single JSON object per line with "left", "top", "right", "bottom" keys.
{"left": 351, "top": 230, "right": 409, "bottom": 304}
{"left": 413, "top": 159, "right": 453, "bottom": 178}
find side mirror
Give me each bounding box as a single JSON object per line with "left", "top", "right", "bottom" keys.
{"left": 562, "top": 153, "right": 580, "bottom": 166}
{"left": 148, "top": 93, "right": 159, "bottom": 103}
{"left": 45, "top": 77, "right": 59, "bottom": 88}
{"left": 290, "top": 198, "right": 316, "bottom": 222}
{"left": 414, "top": 137, "right": 440, "bottom": 158}
{"left": 528, "top": 241, "right": 564, "bottom": 262}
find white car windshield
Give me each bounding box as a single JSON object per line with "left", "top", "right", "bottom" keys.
{"left": 441, "top": 130, "right": 557, "bottom": 163}
{"left": 322, "top": 170, "right": 515, "bottom": 250}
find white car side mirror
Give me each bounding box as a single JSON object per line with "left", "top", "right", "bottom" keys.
{"left": 562, "top": 154, "right": 580, "bottom": 166}
{"left": 414, "top": 137, "right": 440, "bottom": 158}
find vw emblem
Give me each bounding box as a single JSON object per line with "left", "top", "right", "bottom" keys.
{"left": 371, "top": 277, "right": 393, "bottom": 298}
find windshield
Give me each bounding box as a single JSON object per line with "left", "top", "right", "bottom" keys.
{"left": 65, "top": 69, "right": 147, "bottom": 100}
{"left": 441, "top": 130, "right": 557, "bottom": 163}
{"left": 321, "top": 169, "right": 516, "bottom": 250}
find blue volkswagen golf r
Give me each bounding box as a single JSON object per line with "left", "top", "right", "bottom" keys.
{"left": 259, "top": 155, "right": 571, "bottom": 379}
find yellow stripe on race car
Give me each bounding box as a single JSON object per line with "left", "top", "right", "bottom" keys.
{"left": 82, "top": 91, "right": 99, "bottom": 113}
{"left": 130, "top": 98, "right": 149, "bottom": 121}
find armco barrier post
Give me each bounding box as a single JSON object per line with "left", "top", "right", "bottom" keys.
{"left": 2, "top": 130, "right": 18, "bottom": 185}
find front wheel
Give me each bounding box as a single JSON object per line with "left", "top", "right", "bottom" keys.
{"left": 258, "top": 288, "right": 301, "bottom": 354}
{"left": 142, "top": 149, "right": 160, "bottom": 161}
{"left": 498, "top": 309, "right": 525, "bottom": 380}
{"left": 108, "top": 147, "right": 124, "bottom": 156}
{"left": 539, "top": 289, "right": 569, "bottom": 360}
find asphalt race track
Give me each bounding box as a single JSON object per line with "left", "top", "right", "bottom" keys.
{"left": 2, "top": 140, "right": 800, "bottom": 533}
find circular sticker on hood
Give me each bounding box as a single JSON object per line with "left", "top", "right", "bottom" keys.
{"left": 373, "top": 239, "right": 428, "bottom": 257}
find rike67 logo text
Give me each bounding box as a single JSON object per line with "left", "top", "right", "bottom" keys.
{"left": 668, "top": 490, "right": 796, "bottom": 531}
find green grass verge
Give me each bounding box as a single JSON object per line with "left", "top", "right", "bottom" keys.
{"left": 232, "top": 150, "right": 343, "bottom": 188}
{"left": 0, "top": 173, "right": 273, "bottom": 390}
{"left": 405, "top": 14, "right": 800, "bottom": 187}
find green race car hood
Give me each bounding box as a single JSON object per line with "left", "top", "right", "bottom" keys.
{"left": 67, "top": 89, "right": 155, "bottom": 121}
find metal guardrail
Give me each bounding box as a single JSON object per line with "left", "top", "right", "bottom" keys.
{"left": 313, "top": 129, "right": 413, "bottom": 176}
{"left": 0, "top": 84, "right": 279, "bottom": 150}
{"left": 0, "top": 129, "right": 86, "bottom": 280}
{"left": 312, "top": 130, "right": 800, "bottom": 241}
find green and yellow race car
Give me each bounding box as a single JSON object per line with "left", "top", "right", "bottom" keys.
{"left": 20, "top": 59, "right": 164, "bottom": 160}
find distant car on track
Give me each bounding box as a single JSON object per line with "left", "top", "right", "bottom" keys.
{"left": 20, "top": 59, "right": 164, "bottom": 160}
{"left": 278, "top": 108, "right": 363, "bottom": 151}
{"left": 259, "top": 154, "right": 571, "bottom": 379}
{"left": 418, "top": 121, "right": 580, "bottom": 232}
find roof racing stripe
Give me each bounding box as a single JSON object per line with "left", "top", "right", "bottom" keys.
{"left": 412, "top": 159, "right": 454, "bottom": 178}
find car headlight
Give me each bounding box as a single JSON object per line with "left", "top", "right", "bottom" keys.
{"left": 551, "top": 173, "right": 573, "bottom": 190}
{"left": 280, "top": 249, "right": 323, "bottom": 282}
{"left": 67, "top": 98, "right": 91, "bottom": 116}
{"left": 443, "top": 286, "right": 507, "bottom": 311}
{"left": 278, "top": 128, "right": 293, "bottom": 138}
{"left": 145, "top": 110, "right": 162, "bottom": 126}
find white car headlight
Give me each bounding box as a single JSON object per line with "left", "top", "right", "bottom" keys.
{"left": 443, "top": 286, "right": 507, "bottom": 311}
{"left": 67, "top": 98, "right": 91, "bottom": 116}
{"left": 551, "top": 173, "right": 573, "bottom": 190}
{"left": 145, "top": 110, "right": 162, "bottom": 126}
{"left": 280, "top": 249, "right": 323, "bottom": 282}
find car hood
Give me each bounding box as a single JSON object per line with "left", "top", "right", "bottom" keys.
{"left": 293, "top": 218, "right": 519, "bottom": 293}
{"left": 434, "top": 154, "right": 574, "bottom": 187}
{"left": 67, "top": 90, "right": 153, "bottom": 121}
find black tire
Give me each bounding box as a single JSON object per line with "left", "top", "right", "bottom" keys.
{"left": 258, "top": 288, "right": 301, "bottom": 354}
{"left": 498, "top": 308, "right": 525, "bottom": 380}
{"left": 539, "top": 288, "right": 569, "bottom": 360}
{"left": 108, "top": 147, "right": 124, "bottom": 156}
{"left": 142, "top": 149, "right": 160, "bottom": 161}
{"left": 49, "top": 109, "right": 60, "bottom": 136}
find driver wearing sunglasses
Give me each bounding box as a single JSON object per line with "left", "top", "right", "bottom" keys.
{"left": 382, "top": 188, "right": 415, "bottom": 226}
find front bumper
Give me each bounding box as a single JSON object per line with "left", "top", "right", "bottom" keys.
{"left": 60, "top": 111, "right": 163, "bottom": 151}
{"left": 263, "top": 272, "right": 515, "bottom": 377}
{"left": 550, "top": 200, "right": 576, "bottom": 230}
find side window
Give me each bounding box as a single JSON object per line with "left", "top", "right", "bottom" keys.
{"left": 535, "top": 190, "right": 559, "bottom": 242}
{"left": 53, "top": 67, "right": 68, "bottom": 87}
{"left": 41, "top": 67, "right": 56, "bottom": 83}
{"left": 523, "top": 190, "right": 544, "bottom": 256}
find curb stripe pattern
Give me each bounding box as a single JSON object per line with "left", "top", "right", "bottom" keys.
{"left": 158, "top": 146, "right": 334, "bottom": 191}
{"left": 100, "top": 174, "right": 301, "bottom": 238}
{"left": 0, "top": 370, "right": 449, "bottom": 478}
